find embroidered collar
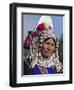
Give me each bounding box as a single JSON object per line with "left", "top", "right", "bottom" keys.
{"left": 32, "top": 52, "right": 56, "bottom": 68}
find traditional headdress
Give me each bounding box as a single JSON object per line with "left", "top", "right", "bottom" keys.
{"left": 32, "top": 16, "right": 56, "bottom": 49}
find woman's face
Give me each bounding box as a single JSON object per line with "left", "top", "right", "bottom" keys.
{"left": 41, "top": 38, "right": 56, "bottom": 58}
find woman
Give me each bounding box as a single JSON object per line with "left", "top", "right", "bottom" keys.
{"left": 32, "top": 37, "right": 62, "bottom": 74}
{"left": 23, "top": 16, "right": 62, "bottom": 75}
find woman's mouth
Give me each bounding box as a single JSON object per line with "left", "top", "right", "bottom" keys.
{"left": 45, "top": 50, "right": 52, "bottom": 53}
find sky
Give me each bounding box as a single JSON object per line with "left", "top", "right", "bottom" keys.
{"left": 22, "top": 14, "right": 63, "bottom": 40}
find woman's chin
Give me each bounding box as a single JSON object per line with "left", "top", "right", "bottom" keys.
{"left": 42, "top": 53, "right": 51, "bottom": 58}
{"left": 42, "top": 54, "right": 50, "bottom": 58}
{"left": 41, "top": 51, "right": 52, "bottom": 58}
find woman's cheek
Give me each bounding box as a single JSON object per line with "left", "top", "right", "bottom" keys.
{"left": 44, "top": 44, "right": 48, "bottom": 50}
{"left": 52, "top": 46, "right": 55, "bottom": 52}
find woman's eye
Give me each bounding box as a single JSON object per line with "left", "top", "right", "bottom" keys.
{"left": 45, "top": 42, "right": 55, "bottom": 46}
{"left": 51, "top": 43, "right": 55, "bottom": 46}
{"left": 45, "top": 42, "right": 50, "bottom": 45}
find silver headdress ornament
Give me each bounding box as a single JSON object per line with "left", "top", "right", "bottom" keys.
{"left": 35, "top": 16, "right": 56, "bottom": 45}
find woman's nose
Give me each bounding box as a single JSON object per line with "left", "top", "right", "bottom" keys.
{"left": 47, "top": 46, "right": 51, "bottom": 50}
